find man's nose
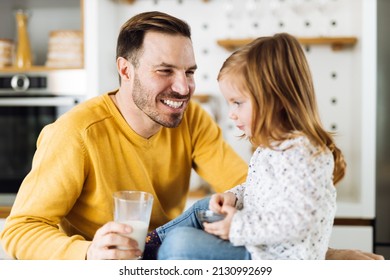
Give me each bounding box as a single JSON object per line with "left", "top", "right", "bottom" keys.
{"left": 171, "top": 73, "right": 190, "bottom": 96}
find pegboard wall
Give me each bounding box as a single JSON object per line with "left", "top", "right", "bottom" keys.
{"left": 92, "top": 0, "right": 375, "bottom": 216}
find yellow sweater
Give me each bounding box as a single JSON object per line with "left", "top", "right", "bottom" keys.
{"left": 1, "top": 91, "right": 248, "bottom": 259}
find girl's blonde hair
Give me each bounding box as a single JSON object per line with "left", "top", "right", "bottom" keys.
{"left": 218, "top": 33, "right": 346, "bottom": 184}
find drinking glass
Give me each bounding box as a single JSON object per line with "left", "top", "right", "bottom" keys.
{"left": 113, "top": 190, "right": 154, "bottom": 259}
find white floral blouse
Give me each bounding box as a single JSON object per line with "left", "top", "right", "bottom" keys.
{"left": 228, "top": 135, "right": 337, "bottom": 259}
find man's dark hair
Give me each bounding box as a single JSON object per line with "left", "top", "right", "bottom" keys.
{"left": 116, "top": 11, "right": 192, "bottom": 67}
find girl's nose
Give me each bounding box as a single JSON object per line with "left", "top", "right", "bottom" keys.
{"left": 228, "top": 109, "right": 237, "bottom": 120}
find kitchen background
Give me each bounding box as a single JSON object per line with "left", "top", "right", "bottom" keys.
{"left": 0, "top": 0, "right": 388, "bottom": 259}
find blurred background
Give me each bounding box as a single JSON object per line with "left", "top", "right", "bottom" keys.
{"left": 0, "top": 0, "right": 389, "bottom": 259}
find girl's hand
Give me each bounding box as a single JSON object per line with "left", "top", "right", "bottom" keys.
{"left": 203, "top": 205, "right": 236, "bottom": 240}
{"left": 209, "top": 192, "right": 237, "bottom": 214}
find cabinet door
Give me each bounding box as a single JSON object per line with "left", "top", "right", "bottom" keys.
{"left": 329, "top": 226, "right": 373, "bottom": 252}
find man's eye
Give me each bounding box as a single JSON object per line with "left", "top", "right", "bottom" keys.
{"left": 158, "top": 69, "right": 172, "bottom": 74}
{"left": 186, "top": 70, "right": 195, "bottom": 76}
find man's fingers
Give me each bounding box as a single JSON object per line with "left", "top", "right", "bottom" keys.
{"left": 101, "top": 232, "right": 139, "bottom": 249}
{"left": 95, "top": 221, "right": 132, "bottom": 237}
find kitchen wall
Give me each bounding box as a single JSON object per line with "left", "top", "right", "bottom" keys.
{"left": 90, "top": 0, "right": 366, "bottom": 171}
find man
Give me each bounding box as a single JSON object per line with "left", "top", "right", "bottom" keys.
{"left": 0, "top": 11, "right": 383, "bottom": 260}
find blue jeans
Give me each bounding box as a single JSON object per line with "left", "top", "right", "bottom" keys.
{"left": 156, "top": 196, "right": 251, "bottom": 260}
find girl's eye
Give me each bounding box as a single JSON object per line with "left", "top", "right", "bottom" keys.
{"left": 230, "top": 101, "right": 241, "bottom": 110}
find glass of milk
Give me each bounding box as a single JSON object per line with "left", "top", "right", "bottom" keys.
{"left": 113, "top": 191, "right": 154, "bottom": 259}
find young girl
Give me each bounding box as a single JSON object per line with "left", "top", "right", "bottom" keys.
{"left": 144, "top": 33, "right": 346, "bottom": 260}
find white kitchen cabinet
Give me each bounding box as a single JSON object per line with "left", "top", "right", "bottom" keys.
{"left": 0, "top": 218, "right": 11, "bottom": 259}
{"left": 329, "top": 226, "right": 373, "bottom": 253}
{"left": 83, "top": 0, "right": 120, "bottom": 98}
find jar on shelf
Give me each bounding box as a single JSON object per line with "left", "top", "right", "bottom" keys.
{"left": 0, "top": 39, "right": 14, "bottom": 68}
{"left": 45, "top": 30, "right": 83, "bottom": 68}
{"left": 14, "top": 10, "right": 33, "bottom": 68}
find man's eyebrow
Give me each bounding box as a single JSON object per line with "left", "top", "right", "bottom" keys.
{"left": 158, "top": 62, "right": 198, "bottom": 71}
{"left": 188, "top": 64, "right": 198, "bottom": 71}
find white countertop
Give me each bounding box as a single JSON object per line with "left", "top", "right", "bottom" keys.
{"left": 0, "top": 219, "right": 12, "bottom": 259}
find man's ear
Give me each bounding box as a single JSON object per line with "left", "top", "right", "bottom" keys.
{"left": 117, "top": 57, "right": 133, "bottom": 81}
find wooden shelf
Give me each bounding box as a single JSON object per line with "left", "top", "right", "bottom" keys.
{"left": 193, "top": 94, "right": 213, "bottom": 103}
{"left": 113, "top": 0, "right": 208, "bottom": 3}
{"left": 217, "top": 36, "right": 358, "bottom": 51}
{"left": 0, "top": 207, "right": 11, "bottom": 219}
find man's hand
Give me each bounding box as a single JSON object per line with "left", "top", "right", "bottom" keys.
{"left": 326, "top": 248, "right": 385, "bottom": 260}
{"left": 86, "top": 221, "right": 142, "bottom": 260}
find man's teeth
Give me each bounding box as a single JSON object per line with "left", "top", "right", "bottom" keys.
{"left": 163, "top": 100, "right": 183, "bottom": 109}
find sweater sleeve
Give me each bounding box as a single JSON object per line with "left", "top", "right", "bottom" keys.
{"left": 0, "top": 119, "right": 91, "bottom": 259}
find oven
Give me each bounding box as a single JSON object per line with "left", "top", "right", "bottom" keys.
{"left": 0, "top": 70, "right": 86, "bottom": 205}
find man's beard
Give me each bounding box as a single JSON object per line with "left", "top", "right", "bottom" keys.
{"left": 132, "top": 74, "right": 188, "bottom": 128}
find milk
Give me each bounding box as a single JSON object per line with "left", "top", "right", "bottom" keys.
{"left": 113, "top": 191, "right": 154, "bottom": 256}
{"left": 120, "top": 220, "right": 149, "bottom": 252}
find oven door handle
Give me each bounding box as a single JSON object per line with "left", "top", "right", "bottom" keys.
{"left": 0, "top": 97, "right": 80, "bottom": 107}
